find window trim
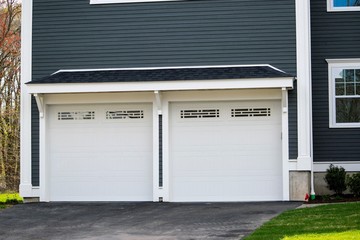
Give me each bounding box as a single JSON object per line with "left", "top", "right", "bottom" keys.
{"left": 327, "top": 0, "right": 360, "bottom": 12}
{"left": 90, "top": 0, "right": 181, "bottom": 4}
{"left": 327, "top": 59, "right": 360, "bottom": 128}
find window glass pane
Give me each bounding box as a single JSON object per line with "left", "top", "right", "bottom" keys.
{"left": 356, "top": 70, "right": 360, "bottom": 82}
{"left": 338, "top": 69, "right": 360, "bottom": 96}
{"left": 334, "top": 0, "right": 360, "bottom": 7}
{"left": 336, "top": 83, "right": 345, "bottom": 95}
{"left": 346, "top": 83, "right": 355, "bottom": 95}
{"left": 336, "top": 98, "right": 360, "bottom": 123}
{"left": 356, "top": 83, "right": 360, "bottom": 95}
{"left": 344, "top": 69, "right": 355, "bottom": 82}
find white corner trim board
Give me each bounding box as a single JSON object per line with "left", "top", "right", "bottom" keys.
{"left": 19, "top": 0, "right": 33, "bottom": 197}
{"left": 90, "top": 0, "right": 181, "bottom": 4}
{"left": 295, "top": 0, "right": 313, "bottom": 170}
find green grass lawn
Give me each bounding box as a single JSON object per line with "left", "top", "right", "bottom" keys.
{"left": 244, "top": 202, "right": 360, "bottom": 240}
{"left": 283, "top": 230, "right": 360, "bottom": 240}
{"left": 0, "top": 193, "right": 23, "bottom": 209}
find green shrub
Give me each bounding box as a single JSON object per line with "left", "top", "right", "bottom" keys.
{"left": 0, "top": 193, "right": 23, "bottom": 204}
{"left": 324, "top": 164, "right": 347, "bottom": 195}
{"left": 347, "top": 173, "right": 360, "bottom": 197}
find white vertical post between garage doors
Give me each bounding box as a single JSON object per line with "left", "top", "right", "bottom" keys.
{"left": 161, "top": 96, "right": 170, "bottom": 202}
{"left": 282, "top": 88, "right": 290, "bottom": 201}
{"left": 34, "top": 94, "right": 50, "bottom": 202}
{"left": 153, "top": 91, "right": 163, "bottom": 202}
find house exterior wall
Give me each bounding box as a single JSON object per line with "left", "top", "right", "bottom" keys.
{"left": 32, "top": 0, "right": 297, "bottom": 77}
{"left": 30, "top": 0, "right": 298, "bottom": 186}
{"left": 311, "top": 0, "right": 360, "bottom": 163}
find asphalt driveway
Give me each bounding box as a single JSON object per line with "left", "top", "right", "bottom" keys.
{"left": 0, "top": 202, "right": 301, "bottom": 240}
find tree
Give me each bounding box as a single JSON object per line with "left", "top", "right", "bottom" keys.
{"left": 0, "top": 0, "right": 21, "bottom": 192}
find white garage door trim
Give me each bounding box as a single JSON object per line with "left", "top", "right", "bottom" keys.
{"left": 36, "top": 90, "right": 290, "bottom": 202}
{"left": 169, "top": 100, "right": 283, "bottom": 202}
{"left": 46, "top": 103, "right": 153, "bottom": 201}
{"left": 159, "top": 89, "right": 290, "bottom": 202}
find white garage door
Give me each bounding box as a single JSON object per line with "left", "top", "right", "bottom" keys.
{"left": 170, "top": 100, "right": 282, "bottom": 202}
{"left": 48, "top": 103, "right": 153, "bottom": 201}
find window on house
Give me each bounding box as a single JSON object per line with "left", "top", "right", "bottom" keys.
{"left": 90, "top": 0, "right": 179, "bottom": 4}
{"left": 328, "top": 0, "right": 360, "bottom": 11}
{"left": 328, "top": 60, "right": 360, "bottom": 127}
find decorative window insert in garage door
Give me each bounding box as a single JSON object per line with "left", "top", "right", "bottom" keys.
{"left": 180, "top": 109, "right": 220, "bottom": 119}
{"left": 231, "top": 108, "right": 271, "bottom": 117}
{"left": 58, "top": 111, "right": 95, "bottom": 120}
{"left": 106, "top": 110, "right": 144, "bottom": 119}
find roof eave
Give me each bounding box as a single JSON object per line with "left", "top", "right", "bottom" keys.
{"left": 26, "top": 77, "right": 294, "bottom": 94}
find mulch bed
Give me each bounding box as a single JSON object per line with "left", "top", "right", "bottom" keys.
{"left": 305, "top": 194, "right": 360, "bottom": 204}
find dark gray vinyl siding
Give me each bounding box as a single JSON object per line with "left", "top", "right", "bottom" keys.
{"left": 288, "top": 86, "right": 298, "bottom": 159}
{"left": 31, "top": 0, "right": 297, "bottom": 185}
{"left": 31, "top": 97, "right": 40, "bottom": 186}
{"left": 311, "top": 0, "right": 360, "bottom": 162}
{"left": 32, "top": 0, "right": 297, "bottom": 78}
{"left": 159, "top": 115, "right": 163, "bottom": 188}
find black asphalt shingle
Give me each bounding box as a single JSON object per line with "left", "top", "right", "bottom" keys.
{"left": 27, "top": 66, "right": 293, "bottom": 84}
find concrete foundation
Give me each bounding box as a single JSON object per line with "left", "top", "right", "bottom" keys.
{"left": 23, "top": 197, "right": 40, "bottom": 203}
{"left": 289, "top": 171, "right": 310, "bottom": 201}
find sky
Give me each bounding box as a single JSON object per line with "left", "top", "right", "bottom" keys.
{"left": 334, "top": 0, "right": 358, "bottom": 7}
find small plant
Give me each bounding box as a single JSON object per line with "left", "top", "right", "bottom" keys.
{"left": 335, "top": 195, "right": 343, "bottom": 201}
{"left": 347, "top": 173, "right": 360, "bottom": 197}
{"left": 324, "top": 164, "right": 347, "bottom": 195}
{"left": 321, "top": 195, "right": 330, "bottom": 201}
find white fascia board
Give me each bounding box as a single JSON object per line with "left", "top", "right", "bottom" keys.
{"left": 26, "top": 78, "right": 294, "bottom": 94}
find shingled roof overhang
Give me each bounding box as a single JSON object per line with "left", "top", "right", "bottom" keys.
{"left": 26, "top": 65, "right": 294, "bottom": 94}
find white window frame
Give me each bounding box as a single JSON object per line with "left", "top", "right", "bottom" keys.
{"left": 327, "top": 59, "right": 360, "bottom": 128}
{"left": 90, "top": 0, "right": 180, "bottom": 4}
{"left": 327, "top": 0, "right": 360, "bottom": 12}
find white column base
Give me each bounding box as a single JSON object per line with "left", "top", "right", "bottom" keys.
{"left": 296, "top": 156, "right": 312, "bottom": 170}
{"left": 19, "top": 184, "right": 34, "bottom": 197}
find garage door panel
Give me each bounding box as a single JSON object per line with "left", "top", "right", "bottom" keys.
{"left": 172, "top": 127, "right": 280, "bottom": 145}
{"left": 51, "top": 179, "right": 150, "bottom": 201}
{"left": 48, "top": 103, "right": 153, "bottom": 201}
{"left": 170, "top": 100, "right": 282, "bottom": 201}
{"left": 172, "top": 181, "right": 282, "bottom": 202}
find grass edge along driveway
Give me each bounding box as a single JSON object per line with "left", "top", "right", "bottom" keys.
{"left": 244, "top": 202, "right": 360, "bottom": 240}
